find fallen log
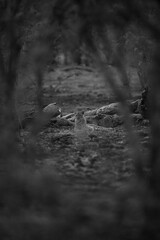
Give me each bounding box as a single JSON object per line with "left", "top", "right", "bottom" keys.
{"left": 84, "top": 100, "right": 140, "bottom": 117}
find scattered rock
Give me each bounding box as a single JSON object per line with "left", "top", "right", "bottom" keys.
{"left": 98, "top": 114, "right": 123, "bottom": 127}
{"left": 79, "top": 156, "right": 91, "bottom": 167}
{"left": 85, "top": 114, "right": 123, "bottom": 127}
{"left": 43, "top": 103, "right": 62, "bottom": 118}
{"left": 77, "top": 151, "right": 98, "bottom": 167}
{"left": 96, "top": 102, "right": 121, "bottom": 115}
{"left": 20, "top": 93, "right": 149, "bottom": 132}
{"left": 84, "top": 99, "right": 142, "bottom": 118}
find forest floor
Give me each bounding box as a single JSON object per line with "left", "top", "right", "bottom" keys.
{"left": 18, "top": 65, "right": 150, "bottom": 196}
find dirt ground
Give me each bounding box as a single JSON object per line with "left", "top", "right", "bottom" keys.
{"left": 19, "top": 65, "right": 150, "bottom": 195}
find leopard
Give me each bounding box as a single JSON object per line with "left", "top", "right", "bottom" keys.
{"left": 74, "top": 110, "right": 87, "bottom": 131}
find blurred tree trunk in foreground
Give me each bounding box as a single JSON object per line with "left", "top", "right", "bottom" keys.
{"left": 0, "top": 0, "right": 27, "bottom": 157}
{"left": 0, "top": 0, "right": 56, "bottom": 157}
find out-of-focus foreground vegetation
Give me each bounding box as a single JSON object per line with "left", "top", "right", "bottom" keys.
{"left": 0, "top": 0, "right": 160, "bottom": 239}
